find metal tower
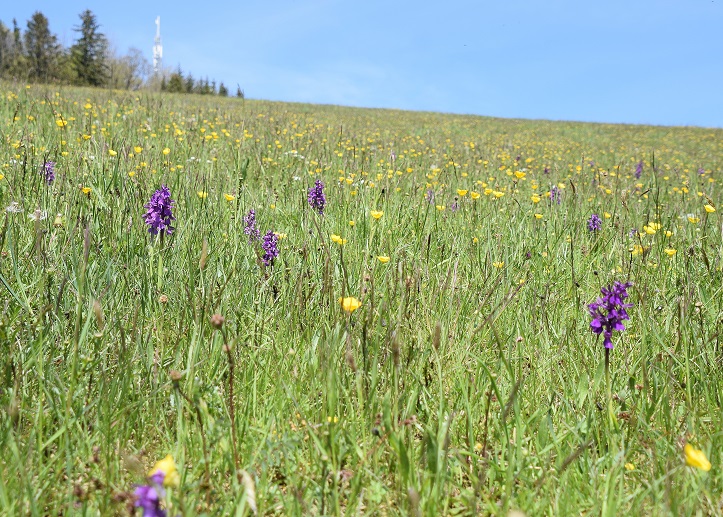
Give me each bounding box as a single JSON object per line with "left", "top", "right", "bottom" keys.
{"left": 153, "top": 16, "right": 163, "bottom": 74}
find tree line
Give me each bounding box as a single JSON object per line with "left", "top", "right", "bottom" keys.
{"left": 0, "top": 10, "right": 240, "bottom": 96}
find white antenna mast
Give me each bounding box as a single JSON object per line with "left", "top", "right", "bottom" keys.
{"left": 153, "top": 16, "right": 163, "bottom": 74}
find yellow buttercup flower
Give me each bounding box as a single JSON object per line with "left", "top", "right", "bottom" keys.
{"left": 687, "top": 215, "right": 700, "bottom": 224}
{"left": 162, "top": 147, "right": 171, "bottom": 155}
{"left": 493, "top": 261, "right": 504, "bottom": 268}
{"left": 331, "top": 234, "right": 347, "bottom": 245}
{"left": 684, "top": 444, "right": 711, "bottom": 471}
{"left": 457, "top": 189, "right": 468, "bottom": 197}
{"left": 108, "top": 149, "right": 117, "bottom": 157}
{"left": 470, "top": 191, "right": 480, "bottom": 200}
{"left": 664, "top": 248, "right": 677, "bottom": 257}
{"left": 348, "top": 220, "right": 355, "bottom": 226}
{"left": 531, "top": 194, "right": 541, "bottom": 203}
{"left": 377, "top": 256, "right": 390, "bottom": 263}
{"left": 55, "top": 119, "right": 67, "bottom": 127}
{"left": 134, "top": 146, "right": 143, "bottom": 154}
{"left": 224, "top": 193, "right": 235, "bottom": 201}
{"left": 436, "top": 205, "right": 446, "bottom": 211}
{"left": 197, "top": 191, "right": 208, "bottom": 199}
{"left": 704, "top": 204, "right": 716, "bottom": 213}
{"left": 150, "top": 454, "right": 180, "bottom": 487}
{"left": 339, "top": 296, "right": 362, "bottom": 313}
{"left": 371, "top": 210, "right": 383, "bottom": 220}
{"left": 534, "top": 213, "right": 543, "bottom": 219}
{"left": 81, "top": 187, "right": 92, "bottom": 195}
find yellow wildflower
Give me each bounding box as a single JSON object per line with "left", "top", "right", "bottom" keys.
{"left": 470, "top": 191, "right": 480, "bottom": 200}
{"left": 339, "top": 296, "right": 362, "bottom": 313}
{"left": 224, "top": 193, "right": 236, "bottom": 201}
{"left": 457, "top": 189, "right": 468, "bottom": 197}
{"left": 331, "top": 234, "right": 347, "bottom": 245}
{"left": 371, "top": 210, "right": 383, "bottom": 219}
{"left": 162, "top": 147, "right": 171, "bottom": 155}
{"left": 704, "top": 204, "right": 716, "bottom": 213}
{"left": 684, "top": 444, "right": 711, "bottom": 472}
{"left": 150, "top": 454, "right": 180, "bottom": 487}
{"left": 377, "top": 256, "right": 390, "bottom": 263}
{"left": 664, "top": 248, "right": 677, "bottom": 257}
{"left": 108, "top": 149, "right": 117, "bottom": 157}
{"left": 197, "top": 191, "right": 208, "bottom": 199}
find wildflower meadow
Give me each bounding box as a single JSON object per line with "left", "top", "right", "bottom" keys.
{"left": 0, "top": 83, "right": 722, "bottom": 515}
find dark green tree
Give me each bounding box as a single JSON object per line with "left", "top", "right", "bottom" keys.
{"left": 70, "top": 10, "right": 108, "bottom": 86}
{"left": 1, "top": 19, "right": 27, "bottom": 79}
{"left": 236, "top": 85, "right": 244, "bottom": 99}
{"left": 218, "top": 82, "right": 228, "bottom": 97}
{"left": 166, "top": 66, "right": 184, "bottom": 93}
{"left": 184, "top": 72, "right": 194, "bottom": 93}
{"left": 24, "top": 11, "right": 62, "bottom": 82}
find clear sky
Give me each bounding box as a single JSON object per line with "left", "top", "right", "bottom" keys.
{"left": 4, "top": 1, "right": 722, "bottom": 128}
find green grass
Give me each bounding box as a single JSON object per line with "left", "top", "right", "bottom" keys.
{"left": 0, "top": 82, "right": 722, "bottom": 515}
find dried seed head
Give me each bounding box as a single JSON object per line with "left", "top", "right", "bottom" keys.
{"left": 210, "top": 313, "right": 225, "bottom": 329}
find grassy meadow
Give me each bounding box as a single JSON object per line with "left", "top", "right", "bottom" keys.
{"left": 1, "top": 82, "right": 722, "bottom": 515}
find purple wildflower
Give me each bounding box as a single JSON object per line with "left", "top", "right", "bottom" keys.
{"left": 587, "top": 213, "right": 602, "bottom": 231}
{"left": 635, "top": 160, "right": 643, "bottom": 179}
{"left": 588, "top": 282, "right": 633, "bottom": 349}
{"left": 698, "top": 167, "right": 705, "bottom": 175}
{"left": 42, "top": 161, "right": 56, "bottom": 184}
{"left": 134, "top": 472, "right": 166, "bottom": 517}
{"left": 549, "top": 185, "right": 561, "bottom": 204}
{"left": 244, "top": 209, "right": 260, "bottom": 242}
{"left": 628, "top": 228, "right": 638, "bottom": 238}
{"left": 425, "top": 189, "right": 435, "bottom": 204}
{"left": 143, "top": 185, "right": 175, "bottom": 236}
{"left": 307, "top": 180, "right": 326, "bottom": 215}
{"left": 543, "top": 167, "right": 550, "bottom": 174}
{"left": 450, "top": 201, "right": 459, "bottom": 212}
{"left": 261, "top": 231, "right": 279, "bottom": 267}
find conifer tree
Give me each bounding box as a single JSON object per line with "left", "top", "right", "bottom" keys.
{"left": 24, "top": 11, "right": 62, "bottom": 82}
{"left": 70, "top": 10, "right": 108, "bottom": 86}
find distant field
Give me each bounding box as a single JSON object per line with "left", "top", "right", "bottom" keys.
{"left": 1, "top": 82, "right": 721, "bottom": 515}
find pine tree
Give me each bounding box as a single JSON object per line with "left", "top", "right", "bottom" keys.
{"left": 236, "top": 85, "right": 244, "bottom": 99}
{"left": 24, "top": 11, "right": 62, "bottom": 83}
{"left": 6, "top": 19, "right": 27, "bottom": 78}
{"left": 0, "top": 21, "right": 10, "bottom": 76}
{"left": 71, "top": 10, "right": 108, "bottom": 86}
{"left": 184, "top": 72, "right": 194, "bottom": 93}
{"left": 166, "top": 66, "right": 184, "bottom": 93}
{"left": 218, "top": 82, "right": 228, "bottom": 97}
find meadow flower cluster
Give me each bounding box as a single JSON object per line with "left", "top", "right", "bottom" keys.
{"left": 588, "top": 281, "right": 633, "bottom": 349}
{"left": 143, "top": 185, "right": 176, "bottom": 236}
{"left": 0, "top": 84, "right": 719, "bottom": 515}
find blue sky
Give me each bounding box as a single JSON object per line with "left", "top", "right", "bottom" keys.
{"left": 5, "top": 1, "right": 722, "bottom": 127}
